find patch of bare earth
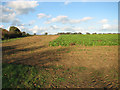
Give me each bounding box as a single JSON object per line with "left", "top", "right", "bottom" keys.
{"left": 2, "top": 35, "right": 119, "bottom": 88}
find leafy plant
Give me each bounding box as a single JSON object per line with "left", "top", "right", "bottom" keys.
{"left": 49, "top": 34, "right": 119, "bottom": 46}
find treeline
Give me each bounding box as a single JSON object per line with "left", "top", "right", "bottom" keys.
{"left": 1, "top": 26, "right": 31, "bottom": 40}
{"left": 56, "top": 32, "right": 118, "bottom": 35}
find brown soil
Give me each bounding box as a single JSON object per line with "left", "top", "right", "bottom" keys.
{"left": 2, "top": 35, "right": 119, "bottom": 88}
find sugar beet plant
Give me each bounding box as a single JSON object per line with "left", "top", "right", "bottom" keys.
{"left": 49, "top": 34, "right": 119, "bottom": 46}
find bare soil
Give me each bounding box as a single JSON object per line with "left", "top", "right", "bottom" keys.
{"left": 2, "top": 35, "right": 119, "bottom": 88}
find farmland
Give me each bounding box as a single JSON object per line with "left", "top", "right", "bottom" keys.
{"left": 2, "top": 34, "right": 119, "bottom": 88}
{"left": 49, "top": 34, "right": 119, "bottom": 46}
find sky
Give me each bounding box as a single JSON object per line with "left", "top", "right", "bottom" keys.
{"left": 0, "top": 0, "right": 119, "bottom": 35}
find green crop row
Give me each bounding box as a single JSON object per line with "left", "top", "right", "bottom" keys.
{"left": 49, "top": 34, "right": 119, "bottom": 46}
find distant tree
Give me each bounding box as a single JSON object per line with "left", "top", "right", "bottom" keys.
{"left": 86, "top": 32, "right": 90, "bottom": 35}
{"left": 21, "top": 31, "right": 26, "bottom": 37}
{"left": 73, "top": 32, "right": 77, "bottom": 34}
{"left": 27, "top": 33, "right": 30, "bottom": 36}
{"left": 59, "top": 32, "right": 64, "bottom": 35}
{"left": 78, "top": 32, "right": 82, "bottom": 34}
{"left": 34, "top": 33, "right": 36, "bottom": 35}
{"left": 92, "top": 32, "right": 97, "bottom": 34}
{"left": 66, "top": 32, "right": 71, "bottom": 34}
{"left": 107, "top": 33, "right": 112, "bottom": 34}
{"left": 22, "top": 31, "right": 26, "bottom": 35}
{"left": 45, "top": 32, "right": 48, "bottom": 35}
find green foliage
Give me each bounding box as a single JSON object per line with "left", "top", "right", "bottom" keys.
{"left": 8, "top": 31, "right": 22, "bottom": 38}
{"left": 45, "top": 32, "right": 48, "bottom": 35}
{"left": 2, "top": 63, "right": 64, "bottom": 88}
{"left": 2, "top": 37, "right": 23, "bottom": 43}
{"left": 1, "top": 28, "right": 9, "bottom": 40}
{"left": 9, "top": 26, "right": 21, "bottom": 33}
{"left": 9, "top": 26, "right": 22, "bottom": 38}
{"left": 2, "top": 63, "right": 118, "bottom": 88}
{"left": 86, "top": 32, "right": 90, "bottom": 35}
{"left": 49, "top": 34, "right": 119, "bottom": 46}
{"left": 34, "top": 33, "right": 36, "bottom": 35}
{"left": 2, "top": 63, "right": 38, "bottom": 88}
{"left": 1, "top": 26, "right": 31, "bottom": 40}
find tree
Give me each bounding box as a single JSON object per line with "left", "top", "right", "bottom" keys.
{"left": 22, "top": 31, "right": 27, "bottom": 37}
{"left": 73, "top": 32, "right": 77, "bottom": 34}
{"left": 78, "top": 32, "right": 82, "bottom": 34}
{"left": 45, "top": 32, "right": 48, "bottom": 35}
{"left": 9, "top": 26, "right": 22, "bottom": 38}
{"left": 92, "top": 32, "right": 97, "bottom": 34}
{"left": 34, "top": 33, "right": 36, "bottom": 35}
{"left": 27, "top": 33, "right": 30, "bottom": 36}
{"left": 66, "top": 32, "right": 71, "bottom": 34}
{"left": 86, "top": 32, "right": 90, "bottom": 35}
{"left": 1, "top": 28, "right": 9, "bottom": 40}
{"left": 9, "top": 26, "right": 21, "bottom": 33}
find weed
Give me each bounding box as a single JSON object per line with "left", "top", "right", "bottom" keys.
{"left": 2, "top": 37, "right": 23, "bottom": 43}
{"left": 66, "top": 50, "right": 71, "bottom": 53}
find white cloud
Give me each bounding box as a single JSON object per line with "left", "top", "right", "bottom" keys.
{"left": 29, "top": 25, "right": 48, "bottom": 34}
{"left": 45, "top": 15, "right": 93, "bottom": 24}
{"left": 29, "top": 25, "right": 39, "bottom": 33}
{"left": 61, "top": 26, "right": 88, "bottom": 33}
{"left": 18, "top": 26, "right": 25, "bottom": 30}
{"left": 1, "top": 1, "right": 38, "bottom": 24}
{"left": 113, "top": 19, "right": 118, "bottom": 23}
{"left": 102, "top": 24, "right": 111, "bottom": 29}
{"left": 0, "top": 5, "right": 14, "bottom": 14}
{"left": 48, "top": 25, "right": 88, "bottom": 33}
{"left": 17, "top": 26, "right": 26, "bottom": 31}
{"left": 1, "top": 13, "right": 16, "bottom": 23}
{"left": 99, "top": 19, "right": 108, "bottom": 23}
{"left": 1, "top": 4, "right": 36, "bottom": 25}
{"left": 0, "top": 5, "right": 16, "bottom": 23}
{"left": 64, "top": 0, "right": 71, "bottom": 5}
{"left": 69, "top": 17, "right": 93, "bottom": 24}
{"left": 27, "top": 25, "right": 90, "bottom": 34}
{"left": 11, "top": 18, "right": 22, "bottom": 26}
{"left": 12, "top": 20, "right": 36, "bottom": 26}
{"left": 7, "top": 0, "right": 39, "bottom": 14}
{"left": 88, "top": 26, "right": 95, "bottom": 30}
{"left": 37, "top": 13, "right": 51, "bottom": 19}
{"left": 45, "top": 16, "right": 69, "bottom": 24}
{"left": 50, "top": 25, "right": 60, "bottom": 30}
{"left": 81, "top": 17, "right": 93, "bottom": 21}
{"left": 101, "top": 24, "right": 118, "bottom": 31}
{"left": 0, "top": 5, "right": 20, "bottom": 24}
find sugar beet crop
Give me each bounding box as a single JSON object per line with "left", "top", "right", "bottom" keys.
{"left": 49, "top": 34, "right": 119, "bottom": 46}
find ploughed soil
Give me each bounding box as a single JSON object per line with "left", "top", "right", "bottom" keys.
{"left": 2, "top": 35, "right": 119, "bottom": 88}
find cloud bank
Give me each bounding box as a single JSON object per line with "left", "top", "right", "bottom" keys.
{"left": 45, "top": 15, "right": 93, "bottom": 24}
{"left": 7, "top": 0, "right": 39, "bottom": 15}
{"left": 37, "top": 13, "right": 51, "bottom": 19}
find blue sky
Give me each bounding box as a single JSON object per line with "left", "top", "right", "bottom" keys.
{"left": 0, "top": 1, "right": 118, "bottom": 34}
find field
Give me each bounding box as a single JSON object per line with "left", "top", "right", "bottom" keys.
{"left": 49, "top": 34, "right": 119, "bottom": 46}
{"left": 2, "top": 34, "right": 119, "bottom": 88}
